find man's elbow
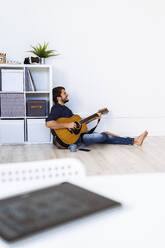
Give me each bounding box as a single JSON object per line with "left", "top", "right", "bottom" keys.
{"left": 46, "top": 120, "right": 57, "bottom": 129}
{"left": 46, "top": 121, "right": 51, "bottom": 128}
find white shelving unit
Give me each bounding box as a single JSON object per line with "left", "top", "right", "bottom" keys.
{"left": 0, "top": 64, "right": 53, "bottom": 145}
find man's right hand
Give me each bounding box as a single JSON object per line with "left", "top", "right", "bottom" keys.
{"left": 66, "top": 122, "right": 77, "bottom": 129}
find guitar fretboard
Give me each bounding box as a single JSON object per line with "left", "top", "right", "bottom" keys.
{"left": 79, "top": 108, "right": 109, "bottom": 125}
{"left": 80, "top": 113, "right": 98, "bottom": 124}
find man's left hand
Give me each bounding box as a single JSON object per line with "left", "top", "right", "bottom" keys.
{"left": 96, "top": 112, "right": 102, "bottom": 119}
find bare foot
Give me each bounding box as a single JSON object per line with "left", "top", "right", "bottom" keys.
{"left": 134, "top": 130, "right": 148, "bottom": 146}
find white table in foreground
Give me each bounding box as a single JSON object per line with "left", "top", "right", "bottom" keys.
{"left": 0, "top": 173, "right": 165, "bottom": 248}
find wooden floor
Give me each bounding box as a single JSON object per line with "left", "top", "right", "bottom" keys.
{"left": 0, "top": 136, "right": 164, "bottom": 176}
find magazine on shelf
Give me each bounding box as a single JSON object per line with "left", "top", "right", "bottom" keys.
{"left": 28, "top": 69, "right": 36, "bottom": 91}
{"left": 25, "top": 68, "right": 31, "bottom": 91}
{"left": 25, "top": 68, "right": 36, "bottom": 91}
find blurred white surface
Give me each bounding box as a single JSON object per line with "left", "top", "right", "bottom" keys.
{"left": 0, "top": 158, "right": 86, "bottom": 198}
{"left": 0, "top": 165, "right": 165, "bottom": 248}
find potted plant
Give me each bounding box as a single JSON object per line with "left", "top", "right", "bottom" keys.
{"left": 28, "top": 42, "right": 59, "bottom": 64}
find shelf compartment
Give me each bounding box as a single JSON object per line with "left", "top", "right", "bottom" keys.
{"left": 27, "top": 67, "right": 50, "bottom": 92}
{"left": 0, "top": 119, "right": 24, "bottom": 144}
{"left": 27, "top": 119, "right": 50, "bottom": 144}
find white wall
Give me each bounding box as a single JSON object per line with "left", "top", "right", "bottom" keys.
{"left": 1, "top": 0, "right": 165, "bottom": 136}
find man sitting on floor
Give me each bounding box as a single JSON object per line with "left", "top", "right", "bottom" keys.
{"left": 46, "top": 86, "right": 148, "bottom": 148}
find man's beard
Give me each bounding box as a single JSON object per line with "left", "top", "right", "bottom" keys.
{"left": 63, "top": 98, "right": 69, "bottom": 103}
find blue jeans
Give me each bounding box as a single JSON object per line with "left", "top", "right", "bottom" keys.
{"left": 77, "top": 132, "right": 134, "bottom": 146}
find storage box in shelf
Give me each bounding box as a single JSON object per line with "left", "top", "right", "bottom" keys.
{"left": 26, "top": 100, "right": 47, "bottom": 117}
{"left": 1, "top": 69, "right": 24, "bottom": 92}
{"left": 0, "top": 119, "right": 24, "bottom": 144}
{"left": 0, "top": 93, "right": 25, "bottom": 117}
{"left": 26, "top": 95, "right": 49, "bottom": 116}
{"left": 27, "top": 119, "right": 50, "bottom": 143}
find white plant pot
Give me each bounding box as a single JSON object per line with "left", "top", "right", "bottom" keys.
{"left": 40, "top": 57, "right": 45, "bottom": 64}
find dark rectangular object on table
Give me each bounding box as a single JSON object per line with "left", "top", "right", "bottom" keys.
{"left": 0, "top": 182, "right": 121, "bottom": 242}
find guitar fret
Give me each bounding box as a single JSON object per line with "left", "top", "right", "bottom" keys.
{"left": 80, "top": 114, "right": 97, "bottom": 124}
{"left": 80, "top": 108, "right": 109, "bottom": 124}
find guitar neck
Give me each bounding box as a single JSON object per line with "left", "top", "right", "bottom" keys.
{"left": 80, "top": 113, "right": 98, "bottom": 124}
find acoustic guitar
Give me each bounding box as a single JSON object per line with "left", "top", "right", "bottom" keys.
{"left": 52, "top": 108, "right": 109, "bottom": 148}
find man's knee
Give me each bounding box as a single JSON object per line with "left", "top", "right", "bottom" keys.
{"left": 82, "top": 132, "right": 108, "bottom": 145}
{"left": 99, "top": 132, "right": 109, "bottom": 142}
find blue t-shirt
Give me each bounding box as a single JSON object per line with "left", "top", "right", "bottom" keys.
{"left": 46, "top": 103, "right": 73, "bottom": 122}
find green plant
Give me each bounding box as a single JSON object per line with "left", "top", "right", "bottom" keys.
{"left": 28, "top": 42, "right": 59, "bottom": 58}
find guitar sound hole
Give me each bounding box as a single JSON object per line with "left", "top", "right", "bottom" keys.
{"left": 73, "top": 121, "right": 81, "bottom": 135}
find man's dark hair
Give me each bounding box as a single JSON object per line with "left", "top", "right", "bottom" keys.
{"left": 53, "top": 86, "right": 65, "bottom": 104}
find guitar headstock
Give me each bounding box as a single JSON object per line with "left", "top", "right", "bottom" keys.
{"left": 97, "top": 108, "right": 109, "bottom": 115}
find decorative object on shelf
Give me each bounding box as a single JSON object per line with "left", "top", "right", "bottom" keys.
{"left": 24, "top": 57, "right": 40, "bottom": 64}
{"left": 6, "top": 60, "right": 21, "bottom": 64}
{"left": 0, "top": 53, "right": 6, "bottom": 64}
{"left": 40, "top": 57, "right": 45, "bottom": 64}
{"left": 28, "top": 42, "right": 60, "bottom": 64}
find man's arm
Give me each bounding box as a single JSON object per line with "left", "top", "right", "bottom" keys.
{"left": 46, "top": 120, "right": 76, "bottom": 130}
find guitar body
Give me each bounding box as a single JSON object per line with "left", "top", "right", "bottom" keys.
{"left": 51, "top": 108, "right": 109, "bottom": 148}
{"left": 53, "top": 115, "right": 88, "bottom": 146}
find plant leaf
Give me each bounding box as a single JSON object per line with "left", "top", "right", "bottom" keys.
{"left": 28, "top": 42, "right": 60, "bottom": 58}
